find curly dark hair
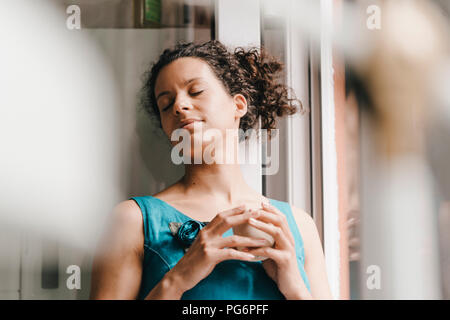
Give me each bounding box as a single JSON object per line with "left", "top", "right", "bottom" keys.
{"left": 140, "top": 40, "right": 305, "bottom": 140}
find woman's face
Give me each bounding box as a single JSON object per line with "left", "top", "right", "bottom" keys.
{"left": 154, "top": 57, "right": 247, "bottom": 148}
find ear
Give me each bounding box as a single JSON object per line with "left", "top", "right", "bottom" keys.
{"left": 233, "top": 94, "right": 248, "bottom": 119}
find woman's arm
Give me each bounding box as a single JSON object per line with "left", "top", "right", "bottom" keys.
{"left": 89, "top": 200, "right": 144, "bottom": 299}
{"left": 291, "top": 206, "right": 334, "bottom": 299}
{"left": 90, "top": 200, "right": 193, "bottom": 299}
{"left": 90, "top": 200, "right": 183, "bottom": 299}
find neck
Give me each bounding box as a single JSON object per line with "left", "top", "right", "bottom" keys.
{"left": 179, "top": 162, "right": 256, "bottom": 204}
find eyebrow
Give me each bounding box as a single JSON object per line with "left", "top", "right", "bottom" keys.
{"left": 155, "top": 77, "right": 203, "bottom": 101}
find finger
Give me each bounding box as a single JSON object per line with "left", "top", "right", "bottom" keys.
{"left": 216, "top": 248, "right": 258, "bottom": 262}
{"left": 215, "top": 235, "right": 273, "bottom": 249}
{"left": 261, "top": 202, "right": 287, "bottom": 219}
{"left": 248, "top": 217, "right": 291, "bottom": 249}
{"left": 208, "top": 209, "right": 258, "bottom": 235}
{"left": 261, "top": 202, "right": 295, "bottom": 245}
{"left": 205, "top": 204, "right": 248, "bottom": 232}
{"left": 246, "top": 246, "right": 286, "bottom": 264}
{"left": 254, "top": 209, "right": 295, "bottom": 246}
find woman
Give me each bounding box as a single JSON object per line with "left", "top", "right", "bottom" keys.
{"left": 90, "top": 40, "right": 332, "bottom": 300}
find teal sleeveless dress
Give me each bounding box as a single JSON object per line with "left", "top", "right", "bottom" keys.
{"left": 130, "top": 195, "right": 311, "bottom": 300}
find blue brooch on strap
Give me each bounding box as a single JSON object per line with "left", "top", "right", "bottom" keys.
{"left": 169, "top": 220, "right": 208, "bottom": 252}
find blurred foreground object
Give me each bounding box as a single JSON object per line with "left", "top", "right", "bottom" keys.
{"left": 0, "top": 0, "right": 123, "bottom": 252}
{"left": 345, "top": 0, "right": 450, "bottom": 299}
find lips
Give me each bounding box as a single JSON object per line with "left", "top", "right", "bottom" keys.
{"left": 179, "top": 119, "right": 202, "bottom": 129}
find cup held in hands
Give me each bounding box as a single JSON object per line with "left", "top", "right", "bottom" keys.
{"left": 232, "top": 211, "right": 275, "bottom": 261}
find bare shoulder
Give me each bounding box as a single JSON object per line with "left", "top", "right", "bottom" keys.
{"left": 289, "top": 205, "right": 318, "bottom": 241}
{"left": 111, "top": 200, "right": 143, "bottom": 227}
{"left": 289, "top": 204, "right": 333, "bottom": 299}
{"left": 289, "top": 204, "right": 325, "bottom": 259}
{"left": 102, "top": 200, "right": 144, "bottom": 253}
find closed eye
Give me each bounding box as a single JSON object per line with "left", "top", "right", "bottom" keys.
{"left": 161, "top": 90, "right": 203, "bottom": 111}
{"left": 162, "top": 101, "right": 174, "bottom": 112}
{"left": 190, "top": 90, "right": 204, "bottom": 96}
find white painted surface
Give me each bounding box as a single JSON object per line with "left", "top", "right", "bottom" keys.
{"left": 285, "top": 0, "right": 312, "bottom": 213}
{"left": 320, "top": 0, "right": 340, "bottom": 300}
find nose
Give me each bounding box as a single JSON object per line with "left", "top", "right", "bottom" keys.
{"left": 172, "top": 95, "right": 193, "bottom": 115}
